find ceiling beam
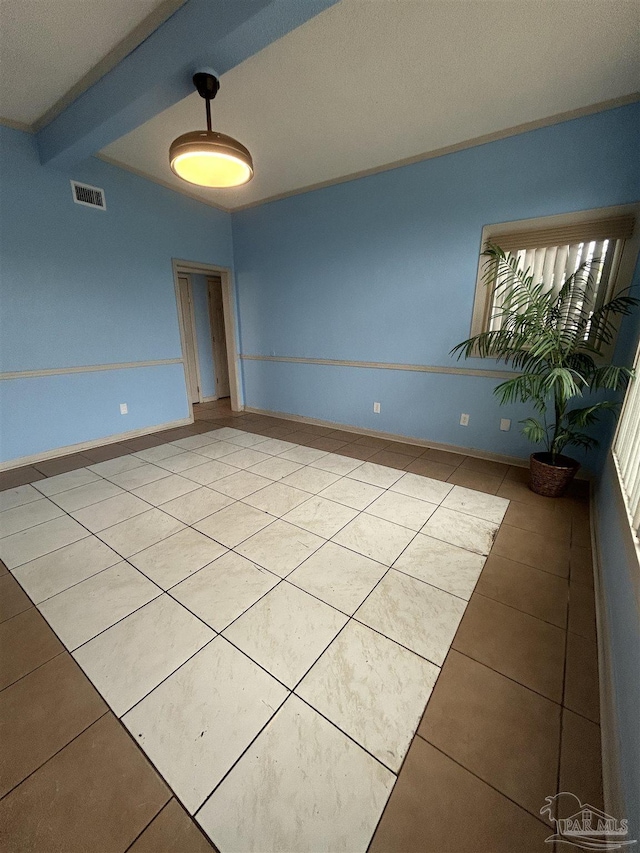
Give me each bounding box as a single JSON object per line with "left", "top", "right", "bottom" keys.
{"left": 36, "top": 0, "right": 339, "bottom": 168}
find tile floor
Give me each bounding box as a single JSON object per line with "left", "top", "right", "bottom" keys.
{"left": 0, "top": 401, "right": 602, "bottom": 852}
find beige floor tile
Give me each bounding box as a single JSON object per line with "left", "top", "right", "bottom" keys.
{"left": 197, "top": 695, "right": 394, "bottom": 853}
{"left": 298, "top": 620, "right": 438, "bottom": 771}
{"left": 356, "top": 569, "right": 466, "bottom": 665}
{"left": 287, "top": 541, "right": 387, "bottom": 614}
{"left": 223, "top": 582, "right": 347, "bottom": 687}
{"left": 235, "top": 519, "right": 325, "bottom": 577}
{"left": 171, "top": 551, "right": 279, "bottom": 631}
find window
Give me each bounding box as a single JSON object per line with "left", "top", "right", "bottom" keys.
{"left": 613, "top": 340, "right": 640, "bottom": 543}
{"left": 470, "top": 207, "right": 639, "bottom": 357}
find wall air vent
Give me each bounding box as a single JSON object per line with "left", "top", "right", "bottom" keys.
{"left": 71, "top": 180, "right": 106, "bottom": 210}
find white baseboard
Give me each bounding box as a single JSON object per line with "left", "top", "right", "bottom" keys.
{"left": 244, "top": 405, "right": 596, "bottom": 477}
{"left": 245, "top": 405, "right": 535, "bottom": 468}
{"left": 200, "top": 396, "right": 219, "bottom": 403}
{"left": 0, "top": 417, "right": 193, "bottom": 472}
{"left": 590, "top": 473, "right": 625, "bottom": 822}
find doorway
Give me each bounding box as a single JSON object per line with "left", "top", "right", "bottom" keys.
{"left": 176, "top": 274, "right": 201, "bottom": 405}
{"left": 172, "top": 260, "right": 242, "bottom": 414}
{"left": 207, "top": 275, "right": 230, "bottom": 399}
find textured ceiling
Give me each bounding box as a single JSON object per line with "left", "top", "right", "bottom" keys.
{"left": 0, "top": 0, "right": 184, "bottom": 127}
{"left": 1, "top": 0, "right": 638, "bottom": 209}
{"left": 100, "top": 0, "right": 640, "bottom": 210}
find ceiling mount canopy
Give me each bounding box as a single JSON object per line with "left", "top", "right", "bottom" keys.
{"left": 169, "top": 71, "right": 253, "bottom": 188}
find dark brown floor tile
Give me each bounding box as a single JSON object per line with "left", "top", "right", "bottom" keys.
{"left": 565, "top": 478, "right": 591, "bottom": 501}
{"left": 82, "top": 443, "right": 130, "bottom": 463}
{"left": 240, "top": 423, "right": 272, "bottom": 435}
{"left": 506, "top": 465, "right": 531, "bottom": 482}
{"left": 404, "top": 458, "right": 456, "bottom": 480}
{"left": 475, "top": 555, "right": 568, "bottom": 629}
{"left": 568, "top": 582, "right": 596, "bottom": 642}
{"left": 283, "top": 430, "right": 321, "bottom": 446}
{"left": 334, "top": 443, "right": 378, "bottom": 460}
{"left": 384, "top": 441, "right": 425, "bottom": 458}
{"left": 571, "top": 513, "right": 592, "bottom": 548}
{"left": 325, "top": 429, "right": 360, "bottom": 442}
{"left": 564, "top": 633, "right": 600, "bottom": 724}
{"left": 296, "top": 424, "right": 336, "bottom": 436}
{"left": 258, "top": 425, "right": 298, "bottom": 438}
{"left": 155, "top": 426, "right": 200, "bottom": 441}
{"left": 305, "top": 436, "right": 350, "bottom": 452}
{"left": 0, "top": 609, "right": 63, "bottom": 690}
{"left": 369, "top": 737, "right": 552, "bottom": 853}
{"left": 423, "top": 448, "right": 467, "bottom": 467}
{"left": 502, "top": 500, "right": 572, "bottom": 544}
{"left": 452, "top": 594, "right": 566, "bottom": 702}
{"left": 33, "top": 453, "right": 94, "bottom": 477}
{"left": 497, "top": 477, "right": 561, "bottom": 508}
{"left": 0, "top": 467, "right": 46, "bottom": 491}
{"left": 354, "top": 435, "right": 391, "bottom": 450}
{"left": 119, "top": 435, "right": 167, "bottom": 451}
{"left": 558, "top": 709, "right": 603, "bottom": 816}
{"left": 0, "top": 654, "right": 107, "bottom": 798}
{"left": 0, "top": 560, "right": 8, "bottom": 577}
{"left": 570, "top": 546, "right": 594, "bottom": 588}
{"left": 446, "top": 467, "right": 503, "bottom": 494}
{"left": 419, "top": 650, "right": 561, "bottom": 817}
{"left": 0, "top": 574, "right": 32, "bottom": 624}
{"left": 0, "top": 714, "right": 170, "bottom": 853}
{"left": 129, "top": 799, "right": 216, "bottom": 853}
{"left": 492, "top": 525, "right": 570, "bottom": 579}
{"left": 459, "top": 456, "right": 511, "bottom": 477}
{"left": 367, "top": 450, "right": 412, "bottom": 470}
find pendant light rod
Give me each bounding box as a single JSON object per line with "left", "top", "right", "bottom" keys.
{"left": 169, "top": 70, "right": 253, "bottom": 188}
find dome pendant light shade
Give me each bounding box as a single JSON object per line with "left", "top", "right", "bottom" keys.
{"left": 170, "top": 73, "right": 253, "bottom": 188}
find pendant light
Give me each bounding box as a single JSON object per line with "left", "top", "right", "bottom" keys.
{"left": 170, "top": 72, "right": 253, "bottom": 188}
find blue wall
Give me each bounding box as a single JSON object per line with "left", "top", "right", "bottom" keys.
{"left": 191, "top": 273, "right": 217, "bottom": 400}
{"left": 0, "top": 125, "right": 233, "bottom": 463}
{"left": 232, "top": 102, "right": 640, "bottom": 462}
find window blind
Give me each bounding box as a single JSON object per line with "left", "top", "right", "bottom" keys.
{"left": 494, "top": 215, "right": 635, "bottom": 251}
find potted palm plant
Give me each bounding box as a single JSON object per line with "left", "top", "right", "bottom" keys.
{"left": 452, "top": 243, "right": 638, "bottom": 496}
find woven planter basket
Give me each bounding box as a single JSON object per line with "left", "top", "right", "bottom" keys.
{"left": 529, "top": 452, "right": 580, "bottom": 498}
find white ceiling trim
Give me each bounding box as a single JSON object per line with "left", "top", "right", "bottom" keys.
{"left": 95, "top": 92, "right": 640, "bottom": 214}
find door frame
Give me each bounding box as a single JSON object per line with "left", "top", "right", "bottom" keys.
{"left": 176, "top": 273, "right": 202, "bottom": 405}
{"left": 171, "top": 259, "right": 242, "bottom": 417}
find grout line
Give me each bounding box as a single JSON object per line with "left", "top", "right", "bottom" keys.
{"left": 0, "top": 708, "right": 111, "bottom": 804}
{"left": 1, "top": 413, "right": 596, "bottom": 852}
{"left": 420, "top": 739, "right": 558, "bottom": 831}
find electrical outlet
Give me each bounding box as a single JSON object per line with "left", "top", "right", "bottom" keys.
{"left": 460, "top": 413, "right": 469, "bottom": 426}
{"left": 500, "top": 418, "right": 511, "bottom": 431}
{"left": 373, "top": 402, "right": 381, "bottom": 414}
{"left": 119, "top": 403, "right": 128, "bottom": 415}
